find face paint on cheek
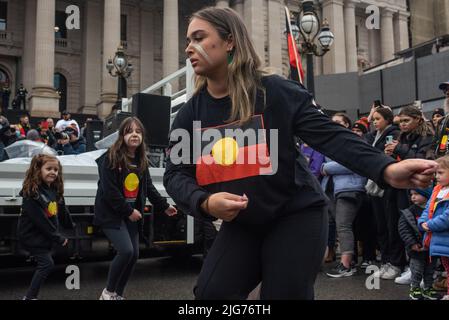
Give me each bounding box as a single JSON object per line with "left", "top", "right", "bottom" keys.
{"left": 192, "top": 43, "right": 213, "bottom": 65}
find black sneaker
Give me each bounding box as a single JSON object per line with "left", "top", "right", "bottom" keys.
{"left": 422, "top": 288, "right": 440, "bottom": 300}
{"left": 326, "top": 263, "right": 356, "bottom": 278}
{"left": 409, "top": 287, "right": 423, "bottom": 300}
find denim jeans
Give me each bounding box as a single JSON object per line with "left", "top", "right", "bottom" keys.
{"left": 25, "top": 251, "right": 55, "bottom": 299}
{"left": 409, "top": 253, "right": 436, "bottom": 289}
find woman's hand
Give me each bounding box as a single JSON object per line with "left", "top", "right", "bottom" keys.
{"left": 421, "top": 222, "right": 430, "bottom": 232}
{"left": 384, "top": 140, "right": 399, "bottom": 156}
{"left": 201, "top": 192, "right": 248, "bottom": 222}
{"left": 411, "top": 244, "right": 423, "bottom": 252}
{"left": 62, "top": 239, "right": 68, "bottom": 247}
{"left": 128, "top": 209, "right": 142, "bottom": 222}
{"left": 165, "top": 205, "right": 178, "bottom": 217}
{"left": 383, "top": 159, "right": 438, "bottom": 189}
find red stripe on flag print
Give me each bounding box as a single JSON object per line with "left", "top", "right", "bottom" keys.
{"left": 196, "top": 144, "right": 273, "bottom": 186}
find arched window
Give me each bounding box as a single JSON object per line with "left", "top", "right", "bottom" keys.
{"left": 0, "top": 68, "right": 10, "bottom": 110}
{"left": 54, "top": 72, "right": 67, "bottom": 112}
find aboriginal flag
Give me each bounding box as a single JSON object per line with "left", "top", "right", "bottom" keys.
{"left": 195, "top": 115, "right": 273, "bottom": 186}
{"left": 123, "top": 172, "right": 139, "bottom": 200}
{"left": 285, "top": 6, "right": 304, "bottom": 84}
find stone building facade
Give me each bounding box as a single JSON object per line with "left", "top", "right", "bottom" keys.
{"left": 0, "top": 0, "right": 446, "bottom": 118}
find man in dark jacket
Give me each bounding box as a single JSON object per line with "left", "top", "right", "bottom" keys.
{"left": 398, "top": 188, "right": 440, "bottom": 300}
{"left": 55, "top": 127, "right": 86, "bottom": 155}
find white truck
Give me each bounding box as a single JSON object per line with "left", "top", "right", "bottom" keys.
{"left": 0, "top": 61, "right": 204, "bottom": 263}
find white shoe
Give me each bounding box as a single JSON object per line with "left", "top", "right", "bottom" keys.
{"left": 99, "top": 288, "right": 117, "bottom": 300}
{"left": 381, "top": 264, "right": 401, "bottom": 280}
{"left": 441, "top": 295, "right": 449, "bottom": 300}
{"left": 395, "top": 269, "right": 411, "bottom": 285}
{"left": 373, "top": 264, "right": 388, "bottom": 278}
{"left": 401, "top": 266, "right": 410, "bottom": 275}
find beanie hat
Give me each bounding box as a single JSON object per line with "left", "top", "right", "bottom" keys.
{"left": 411, "top": 187, "right": 433, "bottom": 200}
{"left": 352, "top": 122, "right": 368, "bottom": 134}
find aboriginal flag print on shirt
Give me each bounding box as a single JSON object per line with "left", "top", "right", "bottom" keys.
{"left": 123, "top": 164, "right": 140, "bottom": 204}
{"left": 45, "top": 201, "right": 58, "bottom": 218}
{"left": 195, "top": 114, "right": 273, "bottom": 187}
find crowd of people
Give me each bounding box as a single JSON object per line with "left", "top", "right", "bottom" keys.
{"left": 300, "top": 79, "right": 449, "bottom": 300}
{"left": 0, "top": 110, "right": 87, "bottom": 161}
{"left": 5, "top": 6, "right": 449, "bottom": 301}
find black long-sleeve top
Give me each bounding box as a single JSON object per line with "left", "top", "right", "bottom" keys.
{"left": 94, "top": 151, "right": 169, "bottom": 228}
{"left": 163, "top": 75, "right": 396, "bottom": 225}
{"left": 18, "top": 185, "right": 73, "bottom": 251}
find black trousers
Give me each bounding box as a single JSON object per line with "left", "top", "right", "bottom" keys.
{"left": 371, "top": 189, "right": 407, "bottom": 268}
{"left": 25, "top": 251, "right": 55, "bottom": 299}
{"left": 103, "top": 220, "right": 139, "bottom": 296}
{"left": 354, "top": 193, "right": 377, "bottom": 261}
{"left": 194, "top": 206, "right": 328, "bottom": 300}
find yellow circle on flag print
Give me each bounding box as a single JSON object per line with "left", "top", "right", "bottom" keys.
{"left": 212, "top": 137, "right": 239, "bottom": 166}
{"left": 124, "top": 173, "right": 139, "bottom": 192}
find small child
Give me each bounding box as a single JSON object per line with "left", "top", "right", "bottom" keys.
{"left": 398, "top": 188, "right": 439, "bottom": 300}
{"left": 17, "top": 154, "right": 74, "bottom": 300}
{"left": 418, "top": 155, "right": 449, "bottom": 300}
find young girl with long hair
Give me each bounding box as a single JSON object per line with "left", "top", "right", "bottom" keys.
{"left": 94, "top": 117, "right": 177, "bottom": 300}
{"left": 18, "top": 154, "right": 73, "bottom": 300}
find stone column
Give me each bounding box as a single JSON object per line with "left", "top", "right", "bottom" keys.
{"left": 233, "top": 0, "right": 244, "bottom": 17}
{"left": 80, "top": 0, "right": 102, "bottom": 114}
{"left": 22, "top": 0, "right": 36, "bottom": 93}
{"left": 380, "top": 7, "right": 396, "bottom": 62}
{"left": 244, "top": 0, "right": 265, "bottom": 63}
{"left": 397, "top": 11, "right": 410, "bottom": 51}
{"left": 97, "top": 0, "right": 121, "bottom": 119}
{"left": 29, "top": 0, "right": 59, "bottom": 118}
{"left": 216, "top": 0, "right": 229, "bottom": 8}
{"left": 368, "top": 28, "right": 381, "bottom": 66}
{"left": 268, "top": 0, "right": 282, "bottom": 72}
{"left": 163, "top": 0, "right": 179, "bottom": 92}
{"left": 344, "top": 0, "right": 358, "bottom": 72}
{"left": 140, "top": 5, "right": 155, "bottom": 91}
{"left": 321, "top": 0, "right": 347, "bottom": 74}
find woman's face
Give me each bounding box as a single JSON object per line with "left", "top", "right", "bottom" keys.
{"left": 399, "top": 115, "right": 420, "bottom": 133}
{"left": 185, "top": 18, "right": 232, "bottom": 77}
{"left": 373, "top": 112, "right": 389, "bottom": 131}
{"left": 433, "top": 114, "right": 444, "bottom": 128}
{"left": 332, "top": 115, "right": 349, "bottom": 128}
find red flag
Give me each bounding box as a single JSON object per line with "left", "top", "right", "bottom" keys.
{"left": 285, "top": 7, "right": 304, "bottom": 84}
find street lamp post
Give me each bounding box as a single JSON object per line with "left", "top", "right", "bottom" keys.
{"left": 106, "top": 46, "right": 134, "bottom": 112}
{"left": 292, "top": 1, "right": 334, "bottom": 96}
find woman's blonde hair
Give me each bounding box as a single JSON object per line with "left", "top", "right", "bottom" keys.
{"left": 190, "top": 7, "right": 265, "bottom": 125}
{"left": 22, "top": 154, "right": 64, "bottom": 201}
{"left": 436, "top": 155, "right": 449, "bottom": 170}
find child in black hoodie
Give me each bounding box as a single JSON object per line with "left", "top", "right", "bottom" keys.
{"left": 94, "top": 117, "right": 177, "bottom": 300}
{"left": 18, "top": 154, "right": 73, "bottom": 300}
{"left": 398, "top": 188, "right": 439, "bottom": 300}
